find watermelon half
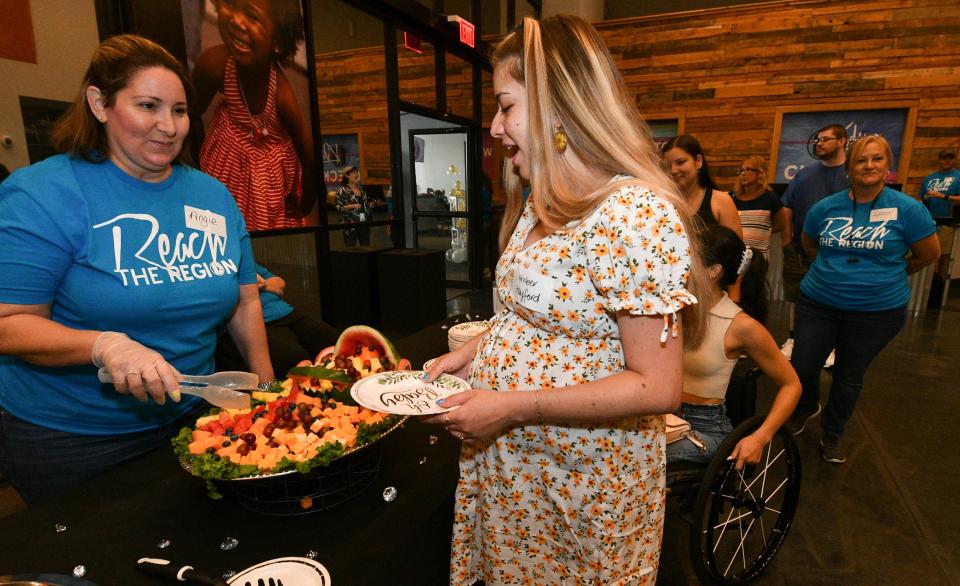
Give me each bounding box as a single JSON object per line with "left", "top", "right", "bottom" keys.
{"left": 334, "top": 325, "right": 401, "bottom": 367}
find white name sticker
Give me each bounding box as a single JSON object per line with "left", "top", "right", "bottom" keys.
{"left": 357, "top": 213, "right": 366, "bottom": 222}
{"left": 184, "top": 206, "right": 227, "bottom": 237}
{"left": 512, "top": 267, "right": 552, "bottom": 313}
{"left": 870, "top": 207, "right": 898, "bottom": 223}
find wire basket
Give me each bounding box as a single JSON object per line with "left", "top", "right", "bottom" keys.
{"left": 220, "top": 442, "right": 383, "bottom": 516}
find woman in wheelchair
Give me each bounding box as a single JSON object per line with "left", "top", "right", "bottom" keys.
{"left": 668, "top": 226, "right": 800, "bottom": 470}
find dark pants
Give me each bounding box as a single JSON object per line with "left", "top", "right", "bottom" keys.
{"left": 0, "top": 407, "right": 203, "bottom": 505}
{"left": 791, "top": 293, "right": 905, "bottom": 438}
{"left": 216, "top": 309, "right": 340, "bottom": 377}
{"left": 343, "top": 226, "right": 371, "bottom": 247}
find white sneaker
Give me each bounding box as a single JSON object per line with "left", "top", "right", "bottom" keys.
{"left": 824, "top": 349, "right": 836, "bottom": 369}
{"left": 780, "top": 338, "right": 794, "bottom": 359}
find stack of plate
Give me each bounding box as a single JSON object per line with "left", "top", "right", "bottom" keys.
{"left": 448, "top": 321, "right": 490, "bottom": 351}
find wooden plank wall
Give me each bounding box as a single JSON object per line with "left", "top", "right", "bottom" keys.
{"left": 316, "top": 0, "right": 959, "bottom": 196}
{"left": 597, "top": 0, "right": 960, "bottom": 195}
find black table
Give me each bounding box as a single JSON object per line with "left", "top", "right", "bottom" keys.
{"left": 0, "top": 321, "right": 461, "bottom": 586}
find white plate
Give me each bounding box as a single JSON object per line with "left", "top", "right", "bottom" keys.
{"left": 350, "top": 370, "right": 469, "bottom": 415}
{"left": 447, "top": 321, "right": 490, "bottom": 340}
{"left": 227, "top": 557, "right": 331, "bottom": 585}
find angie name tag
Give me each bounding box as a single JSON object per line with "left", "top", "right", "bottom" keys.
{"left": 512, "top": 269, "right": 552, "bottom": 313}
{"left": 184, "top": 206, "right": 227, "bottom": 237}
{"left": 870, "top": 207, "right": 898, "bottom": 223}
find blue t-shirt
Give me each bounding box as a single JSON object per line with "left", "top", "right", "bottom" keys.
{"left": 919, "top": 170, "right": 960, "bottom": 218}
{"left": 782, "top": 163, "right": 849, "bottom": 251}
{"left": 255, "top": 263, "right": 294, "bottom": 323}
{"left": 801, "top": 187, "right": 936, "bottom": 311}
{"left": 0, "top": 155, "right": 256, "bottom": 434}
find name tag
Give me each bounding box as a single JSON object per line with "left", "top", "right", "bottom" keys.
{"left": 512, "top": 267, "right": 552, "bottom": 313}
{"left": 184, "top": 206, "right": 227, "bottom": 237}
{"left": 357, "top": 213, "right": 366, "bottom": 222}
{"left": 870, "top": 208, "right": 897, "bottom": 223}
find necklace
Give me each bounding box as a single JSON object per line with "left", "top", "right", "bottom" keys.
{"left": 845, "top": 189, "right": 881, "bottom": 264}
{"left": 236, "top": 73, "right": 269, "bottom": 140}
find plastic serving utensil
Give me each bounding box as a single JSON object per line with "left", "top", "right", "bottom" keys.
{"left": 97, "top": 368, "right": 251, "bottom": 409}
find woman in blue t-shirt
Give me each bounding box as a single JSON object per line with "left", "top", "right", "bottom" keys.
{"left": 787, "top": 135, "right": 939, "bottom": 464}
{"left": 0, "top": 35, "right": 273, "bottom": 503}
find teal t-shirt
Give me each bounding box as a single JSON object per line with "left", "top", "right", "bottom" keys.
{"left": 801, "top": 187, "right": 936, "bottom": 311}
{"left": 920, "top": 170, "right": 960, "bottom": 218}
{"left": 0, "top": 155, "right": 256, "bottom": 434}
{"left": 255, "top": 263, "right": 294, "bottom": 323}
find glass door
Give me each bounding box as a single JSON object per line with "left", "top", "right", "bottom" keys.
{"left": 406, "top": 125, "right": 477, "bottom": 287}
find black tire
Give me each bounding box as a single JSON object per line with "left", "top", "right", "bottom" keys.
{"left": 689, "top": 415, "right": 802, "bottom": 584}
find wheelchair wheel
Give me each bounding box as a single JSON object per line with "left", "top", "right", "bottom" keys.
{"left": 689, "top": 415, "right": 801, "bottom": 584}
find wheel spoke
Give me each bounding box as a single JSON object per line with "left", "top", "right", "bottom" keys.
{"left": 764, "top": 506, "right": 782, "bottom": 515}
{"left": 737, "top": 447, "right": 786, "bottom": 497}
{"left": 721, "top": 517, "right": 757, "bottom": 576}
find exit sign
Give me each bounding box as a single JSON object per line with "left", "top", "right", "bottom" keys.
{"left": 447, "top": 15, "right": 475, "bottom": 48}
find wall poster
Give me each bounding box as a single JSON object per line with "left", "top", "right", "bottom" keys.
{"left": 19, "top": 96, "right": 70, "bottom": 164}
{"left": 771, "top": 105, "right": 917, "bottom": 184}
{"left": 321, "top": 133, "right": 361, "bottom": 193}
{"left": 180, "top": 0, "right": 316, "bottom": 231}
{"left": 646, "top": 115, "right": 684, "bottom": 150}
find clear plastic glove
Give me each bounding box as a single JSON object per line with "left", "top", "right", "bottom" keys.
{"left": 92, "top": 331, "right": 181, "bottom": 405}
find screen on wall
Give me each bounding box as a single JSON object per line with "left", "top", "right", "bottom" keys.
{"left": 775, "top": 108, "right": 909, "bottom": 183}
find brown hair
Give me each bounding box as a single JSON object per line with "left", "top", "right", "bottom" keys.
{"left": 490, "top": 15, "right": 708, "bottom": 349}
{"left": 51, "top": 34, "right": 194, "bottom": 165}
{"left": 734, "top": 155, "right": 772, "bottom": 198}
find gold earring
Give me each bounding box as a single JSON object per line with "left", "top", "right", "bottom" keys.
{"left": 554, "top": 128, "right": 568, "bottom": 153}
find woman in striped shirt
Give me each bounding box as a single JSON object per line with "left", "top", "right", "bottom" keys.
{"left": 731, "top": 155, "right": 785, "bottom": 258}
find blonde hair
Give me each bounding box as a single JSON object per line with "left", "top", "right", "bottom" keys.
{"left": 491, "top": 15, "right": 708, "bottom": 348}
{"left": 845, "top": 135, "right": 894, "bottom": 174}
{"left": 735, "top": 155, "right": 772, "bottom": 198}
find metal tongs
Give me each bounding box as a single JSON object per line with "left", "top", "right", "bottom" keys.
{"left": 98, "top": 368, "right": 256, "bottom": 409}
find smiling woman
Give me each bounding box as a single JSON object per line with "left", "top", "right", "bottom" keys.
{"left": 789, "top": 134, "right": 940, "bottom": 464}
{"left": 0, "top": 34, "right": 272, "bottom": 504}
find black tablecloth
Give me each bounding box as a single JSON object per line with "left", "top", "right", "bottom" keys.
{"left": 0, "top": 320, "right": 463, "bottom": 586}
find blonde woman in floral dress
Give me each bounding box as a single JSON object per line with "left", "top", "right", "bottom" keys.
{"left": 424, "top": 15, "right": 707, "bottom": 585}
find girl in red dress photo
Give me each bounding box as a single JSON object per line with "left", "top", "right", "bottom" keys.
{"left": 193, "top": 0, "right": 315, "bottom": 231}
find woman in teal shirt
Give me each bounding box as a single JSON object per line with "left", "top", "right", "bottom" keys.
{"left": 786, "top": 135, "right": 939, "bottom": 464}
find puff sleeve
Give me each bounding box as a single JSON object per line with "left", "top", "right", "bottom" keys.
{"left": 585, "top": 186, "right": 698, "bottom": 319}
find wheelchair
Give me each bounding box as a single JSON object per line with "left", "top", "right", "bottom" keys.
{"left": 665, "top": 364, "right": 802, "bottom": 585}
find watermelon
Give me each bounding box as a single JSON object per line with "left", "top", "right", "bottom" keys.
{"left": 334, "top": 325, "right": 401, "bottom": 366}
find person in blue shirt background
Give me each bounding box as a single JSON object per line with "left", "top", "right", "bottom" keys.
{"left": 920, "top": 148, "right": 960, "bottom": 219}
{"left": 0, "top": 35, "right": 273, "bottom": 504}
{"left": 216, "top": 262, "right": 339, "bottom": 376}
{"left": 785, "top": 135, "right": 939, "bottom": 464}
{"left": 779, "top": 124, "right": 849, "bottom": 361}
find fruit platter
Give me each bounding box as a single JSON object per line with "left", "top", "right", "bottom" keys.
{"left": 173, "top": 326, "right": 409, "bottom": 494}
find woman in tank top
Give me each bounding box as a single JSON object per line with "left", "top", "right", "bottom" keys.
{"left": 662, "top": 134, "right": 743, "bottom": 239}
{"left": 667, "top": 226, "right": 800, "bottom": 469}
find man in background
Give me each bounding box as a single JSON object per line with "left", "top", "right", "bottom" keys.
{"left": 920, "top": 149, "right": 960, "bottom": 219}
{"left": 780, "top": 124, "right": 849, "bottom": 367}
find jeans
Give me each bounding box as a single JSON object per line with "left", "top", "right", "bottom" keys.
{"left": 791, "top": 293, "right": 905, "bottom": 438}
{"left": 666, "top": 403, "right": 733, "bottom": 464}
{"left": 0, "top": 406, "right": 204, "bottom": 504}
{"left": 781, "top": 246, "right": 812, "bottom": 303}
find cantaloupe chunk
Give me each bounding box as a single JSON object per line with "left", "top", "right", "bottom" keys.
{"left": 187, "top": 441, "right": 207, "bottom": 455}
{"left": 191, "top": 429, "right": 213, "bottom": 442}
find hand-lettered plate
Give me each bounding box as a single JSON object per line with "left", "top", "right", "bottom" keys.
{"left": 350, "top": 370, "right": 469, "bottom": 415}
{"left": 227, "top": 557, "right": 331, "bottom": 585}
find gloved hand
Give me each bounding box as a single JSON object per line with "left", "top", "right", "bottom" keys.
{"left": 92, "top": 331, "right": 181, "bottom": 405}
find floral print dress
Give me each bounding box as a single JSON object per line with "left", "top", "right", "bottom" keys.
{"left": 450, "top": 179, "right": 696, "bottom": 585}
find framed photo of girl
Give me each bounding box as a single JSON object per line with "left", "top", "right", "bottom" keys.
{"left": 180, "top": 0, "right": 318, "bottom": 231}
